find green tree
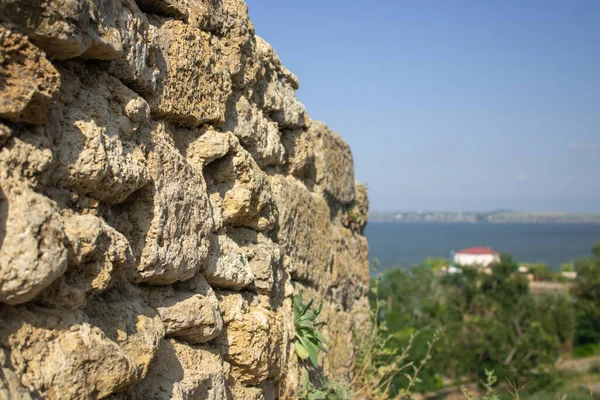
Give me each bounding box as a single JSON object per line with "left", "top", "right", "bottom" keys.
{"left": 572, "top": 242, "right": 600, "bottom": 346}
{"left": 560, "top": 262, "right": 575, "bottom": 273}
{"left": 374, "top": 253, "right": 568, "bottom": 393}
{"left": 528, "top": 262, "right": 556, "bottom": 281}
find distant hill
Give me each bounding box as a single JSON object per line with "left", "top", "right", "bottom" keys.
{"left": 369, "top": 210, "right": 600, "bottom": 224}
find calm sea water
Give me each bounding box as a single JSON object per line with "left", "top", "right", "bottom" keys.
{"left": 365, "top": 222, "right": 600, "bottom": 271}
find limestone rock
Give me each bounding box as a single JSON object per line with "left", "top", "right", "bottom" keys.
{"left": 0, "top": 305, "right": 138, "bottom": 399}
{"left": 0, "top": 0, "right": 370, "bottom": 395}
{"left": 229, "top": 228, "right": 281, "bottom": 294}
{"left": 0, "top": 347, "right": 35, "bottom": 400}
{"left": 330, "top": 225, "right": 370, "bottom": 298}
{"left": 217, "top": 292, "right": 279, "bottom": 386}
{"left": 173, "top": 126, "right": 233, "bottom": 168}
{"left": 0, "top": 128, "right": 67, "bottom": 305}
{"left": 252, "top": 37, "right": 306, "bottom": 129}
{"left": 321, "top": 307, "right": 355, "bottom": 382}
{"left": 0, "top": 126, "right": 54, "bottom": 187}
{"left": 148, "top": 18, "right": 232, "bottom": 126}
{"left": 0, "top": 183, "right": 67, "bottom": 305}
{"left": 104, "top": 0, "right": 161, "bottom": 94}
{"left": 280, "top": 128, "right": 316, "bottom": 182}
{"left": 0, "top": 27, "right": 60, "bottom": 124}
{"left": 86, "top": 284, "right": 165, "bottom": 382}
{"left": 1, "top": 0, "right": 160, "bottom": 92}
{"left": 310, "top": 121, "right": 355, "bottom": 205}
{"left": 38, "top": 212, "right": 134, "bottom": 309}
{"left": 134, "top": 0, "right": 189, "bottom": 20}
{"left": 126, "top": 339, "right": 228, "bottom": 400}
{"left": 225, "top": 93, "right": 285, "bottom": 168}
{"left": 201, "top": 234, "right": 254, "bottom": 290}
{"left": 0, "top": 0, "right": 122, "bottom": 60}
{"left": 135, "top": 0, "right": 224, "bottom": 33}
{"left": 343, "top": 182, "right": 369, "bottom": 233}
{"left": 206, "top": 146, "right": 275, "bottom": 231}
{"left": 0, "top": 122, "right": 11, "bottom": 146}
{"left": 269, "top": 175, "right": 332, "bottom": 284}
{"left": 122, "top": 123, "right": 212, "bottom": 284}
{"left": 143, "top": 275, "right": 223, "bottom": 344}
{"left": 48, "top": 67, "right": 150, "bottom": 204}
{"left": 227, "top": 383, "right": 271, "bottom": 400}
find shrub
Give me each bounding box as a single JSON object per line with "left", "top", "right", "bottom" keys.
{"left": 293, "top": 291, "right": 328, "bottom": 366}
{"left": 572, "top": 343, "right": 598, "bottom": 359}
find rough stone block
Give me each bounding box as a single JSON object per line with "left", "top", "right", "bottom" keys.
{"left": 310, "top": 121, "right": 355, "bottom": 205}
{"left": 38, "top": 212, "right": 134, "bottom": 309}
{"left": 0, "top": 0, "right": 122, "bottom": 60}
{"left": 200, "top": 234, "right": 254, "bottom": 290}
{"left": 48, "top": 67, "right": 150, "bottom": 204}
{"left": 225, "top": 93, "right": 285, "bottom": 168}
{"left": 86, "top": 284, "right": 165, "bottom": 382}
{"left": 143, "top": 275, "right": 223, "bottom": 344}
{"left": 0, "top": 305, "right": 138, "bottom": 399}
{"left": 269, "top": 175, "right": 332, "bottom": 284}
{"left": 135, "top": 0, "right": 224, "bottom": 32}
{"left": 0, "top": 182, "right": 67, "bottom": 305}
{"left": 127, "top": 338, "right": 228, "bottom": 400}
{"left": 148, "top": 18, "right": 232, "bottom": 126}
{"left": 119, "top": 123, "right": 213, "bottom": 285}
{"left": 229, "top": 228, "right": 281, "bottom": 294}
{"left": 252, "top": 37, "right": 306, "bottom": 129}
{"left": 205, "top": 146, "right": 275, "bottom": 231}
{"left": 216, "top": 292, "right": 280, "bottom": 386}
{"left": 0, "top": 27, "right": 61, "bottom": 124}
{"left": 173, "top": 125, "right": 233, "bottom": 168}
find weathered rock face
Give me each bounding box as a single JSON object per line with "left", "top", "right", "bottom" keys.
{"left": 0, "top": 0, "right": 369, "bottom": 398}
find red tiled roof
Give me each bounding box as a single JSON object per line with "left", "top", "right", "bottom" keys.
{"left": 456, "top": 247, "right": 499, "bottom": 255}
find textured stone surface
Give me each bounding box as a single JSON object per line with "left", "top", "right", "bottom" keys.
{"left": 217, "top": 292, "right": 283, "bottom": 386}
{"left": 270, "top": 175, "right": 332, "bottom": 284}
{"left": 174, "top": 126, "right": 233, "bottom": 168}
{"left": 0, "top": 133, "right": 67, "bottom": 304}
{"left": 86, "top": 284, "right": 165, "bottom": 382}
{"left": 48, "top": 67, "right": 150, "bottom": 205}
{"left": 143, "top": 274, "right": 223, "bottom": 344}
{"left": 125, "top": 338, "right": 228, "bottom": 400}
{"left": 0, "top": 27, "right": 60, "bottom": 124}
{"left": 38, "top": 212, "right": 134, "bottom": 309}
{"left": 120, "top": 123, "right": 212, "bottom": 285}
{"left": 0, "top": 0, "right": 369, "bottom": 397}
{"left": 225, "top": 93, "right": 285, "bottom": 168}
{"left": 201, "top": 234, "right": 254, "bottom": 290}
{"left": 148, "top": 18, "right": 232, "bottom": 126}
{"left": 206, "top": 146, "right": 275, "bottom": 231}
{"left": 310, "top": 121, "right": 355, "bottom": 205}
{"left": 0, "top": 0, "right": 123, "bottom": 60}
{"left": 0, "top": 305, "right": 138, "bottom": 399}
{"left": 229, "top": 227, "right": 281, "bottom": 294}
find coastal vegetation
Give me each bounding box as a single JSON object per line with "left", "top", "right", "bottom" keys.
{"left": 294, "top": 245, "right": 600, "bottom": 399}
{"left": 361, "top": 242, "right": 600, "bottom": 398}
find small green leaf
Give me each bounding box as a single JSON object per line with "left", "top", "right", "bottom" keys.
{"left": 297, "top": 334, "right": 320, "bottom": 366}
{"left": 294, "top": 340, "right": 309, "bottom": 360}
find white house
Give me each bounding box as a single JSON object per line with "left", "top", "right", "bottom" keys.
{"left": 454, "top": 247, "right": 500, "bottom": 267}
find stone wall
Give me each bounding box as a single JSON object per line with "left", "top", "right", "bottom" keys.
{"left": 0, "top": 1, "right": 369, "bottom": 399}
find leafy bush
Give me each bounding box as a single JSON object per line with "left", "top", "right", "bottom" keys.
{"left": 572, "top": 343, "right": 598, "bottom": 359}
{"left": 351, "top": 262, "right": 441, "bottom": 399}
{"left": 297, "top": 369, "right": 350, "bottom": 400}
{"left": 293, "top": 291, "right": 328, "bottom": 366}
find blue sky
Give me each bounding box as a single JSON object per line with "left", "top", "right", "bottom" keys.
{"left": 245, "top": 0, "right": 600, "bottom": 212}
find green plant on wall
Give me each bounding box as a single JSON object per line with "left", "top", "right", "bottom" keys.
{"left": 293, "top": 291, "right": 328, "bottom": 366}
